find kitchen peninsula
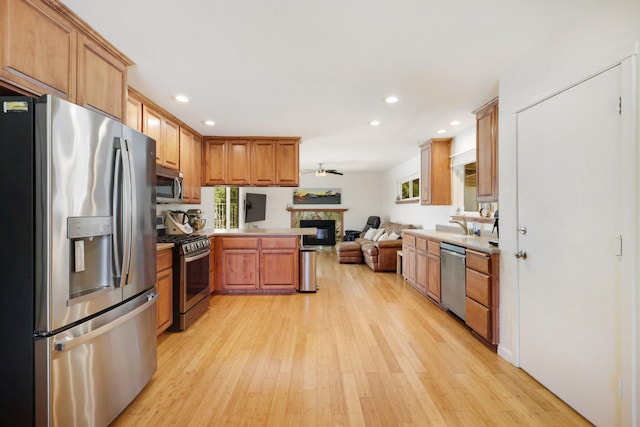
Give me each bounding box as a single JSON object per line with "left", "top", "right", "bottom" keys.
{"left": 196, "top": 228, "right": 317, "bottom": 294}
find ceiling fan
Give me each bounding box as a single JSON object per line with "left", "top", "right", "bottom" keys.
{"left": 303, "top": 163, "right": 343, "bottom": 177}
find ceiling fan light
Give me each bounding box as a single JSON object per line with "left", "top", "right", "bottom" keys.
{"left": 315, "top": 170, "right": 326, "bottom": 177}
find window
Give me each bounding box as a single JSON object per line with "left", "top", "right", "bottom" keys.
{"left": 397, "top": 174, "right": 420, "bottom": 202}
{"left": 214, "top": 187, "right": 239, "bottom": 228}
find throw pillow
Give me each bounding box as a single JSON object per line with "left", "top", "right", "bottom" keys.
{"left": 363, "top": 228, "right": 377, "bottom": 240}
{"left": 372, "top": 228, "right": 385, "bottom": 241}
{"left": 377, "top": 232, "right": 389, "bottom": 241}
{"left": 387, "top": 232, "right": 400, "bottom": 240}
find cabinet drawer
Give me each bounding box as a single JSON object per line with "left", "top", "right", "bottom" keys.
{"left": 466, "top": 268, "right": 491, "bottom": 306}
{"left": 157, "top": 249, "right": 172, "bottom": 271}
{"left": 427, "top": 240, "right": 440, "bottom": 255}
{"left": 416, "top": 237, "right": 427, "bottom": 251}
{"left": 261, "top": 237, "right": 298, "bottom": 249}
{"left": 466, "top": 297, "right": 491, "bottom": 341}
{"left": 222, "top": 237, "right": 259, "bottom": 249}
{"left": 466, "top": 250, "right": 491, "bottom": 274}
{"left": 402, "top": 234, "right": 415, "bottom": 246}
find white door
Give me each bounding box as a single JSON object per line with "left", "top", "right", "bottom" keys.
{"left": 516, "top": 65, "right": 621, "bottom": 426}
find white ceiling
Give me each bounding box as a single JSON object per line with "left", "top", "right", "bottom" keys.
{"left": 61, "top": 0, "right": 587, "bottom": 173}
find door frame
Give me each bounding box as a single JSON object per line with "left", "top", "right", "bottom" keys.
{"left": 513, "top": 52, "right": 638, "bottom": 425}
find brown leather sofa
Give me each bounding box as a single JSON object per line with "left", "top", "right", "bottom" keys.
{"left": 336, "top": 221, "right": 415, "bottom": 272}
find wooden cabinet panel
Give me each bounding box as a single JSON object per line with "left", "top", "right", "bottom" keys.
{"left": 474, "top": 98, "right": 499, "bottom": 202}
{"left": 221, "top": 237, "right": 259, "bottom": 249}
{"left": 420, "top": 138, "right": 451, "bottom": 205}
{"left": 427, "top": 240, "right": 440, "bottom": 256}
{"left": 76, "top": 34, "right": 127, "bottom": 120}
{"left": 402, "top": 234, "right": 415, "bottom": 247}
{"left": 180, "top": 127, "right": 202, "bottom": 204}
{"left": 465, "top": 297, "right": 491, "bottom": 341}
{"left": 126, "top": 94, "right": 142, "bottom": 132}
{"left": 208, "top": 237, "right": 215, "bottom": 294}
{"left": 156, "top": 248, "right": 173, "bottom": 335}
{"left": 228, "top": 140, "right": 251, "bottom": 185}
{"left": 142, "top": 105, "right": 163, "bottom": 164}
{"left": 427, "top": 253, "right": 440, "bottom": 302}
{"left": 163, "top": 118, "right": 180, "bottom": 170}
{"left": 466, "top": 268, "right": 491, "bottom": 306}
{"left": 251, "top": 140, "right": 276, "bottom": 185}
{"left": 416, "top": 237, "right": 427, "bottom": 251}
{"left": 221, "top": 250, "right": 259, "bottom": 290}
{"left": 0, "top": 0, "right": 77, "bottom": 99}
{"left": 275, "top": 140, "right": 299, "bottom": 186}
{"left": 415, "top": 247, "right": 427, "bottom": 292}
{"left": 402, "top": 244, "right": 416, "bottom": 284}
{"left": 262, "top": 236, "right": 297, "bottom": 249}
{"left": 260, "top": 250, "right": 298, "bottom": 290}
{"left": 202, "top": 139, "right": 227, "bottom": 185}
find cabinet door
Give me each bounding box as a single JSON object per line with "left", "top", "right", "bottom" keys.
{"left": 420, "top": 143, "right": 432, "bottom": 205}
{"left": 260, "top": 250, "right": 298, "bottom": 290}
{"left": 126, "top": 94, "right": 142, "bottom": 132}
{"left": 156, "top": 249, "right": 173, "bottom": 335}
{"left": 221, "top": 250, "right": 259, "bottom": 290}
{"left": 415, "top": 240, "right": 427, "bottom": 292}
{"left": 403, "top": 245, "right": 416, "bottom": 284}
{"left": 466, "top": 297, "right": 490, "bottom": 341}
{"left": 228, "top": 140, "right": 251, "bottom": 185}
{"left": 190, "top": 135, "right": 202, "bottom": 202}
{"left": 476, "top": 100, "right": 498, "bottom": 202}
{"left": 427, "top": 253, "right": 441, "bottom": 302}
{"left": 163, "top": 118, "right": 180, "bottom": 170}
{"left": 202, "top": 139, "right": 227, "bottom": 185}
{"left": 180, "top": 127, "right": 194, "bottom": 202}
{"left": 0, "top": 0, "right": 77, "bottom": 100}
{"left": 251, "top": 139, "right": 276, "bottom": 185}
{"left": 143, "top": 106, "right": 164, "bottom": 165}
{"left": 275, "top": 140, "right": 299, "bottom": 186}
{"left": 76, "top": 33, "right": 127, "bottom": 120}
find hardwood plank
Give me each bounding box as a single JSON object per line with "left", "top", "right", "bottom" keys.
{"left": 111, "top": 250, "right": 590, "bottom": 426}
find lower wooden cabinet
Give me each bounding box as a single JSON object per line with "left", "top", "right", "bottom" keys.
{"left": 208, "top": 237, "right": 215, "bottom": 294}
{"left": 156, "top": 248, "right": 173, "bottom": 335}
{"left": 465, "top": 249, "right": 499, "bottom": 345}
{"left": 215, "top": 236, "right": 299, "bottom": 292}
{"left": 402, "top": 235, "right": 416, "bottom": 285}
{"left": 415, "top": 237, "right": 428, "bottom": 293}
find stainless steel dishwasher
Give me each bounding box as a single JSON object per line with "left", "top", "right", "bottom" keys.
{"left": 440, "top": 242, "right": 466, "bottom": 320}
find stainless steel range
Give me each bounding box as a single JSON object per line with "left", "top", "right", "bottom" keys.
{"left": 157, "top": 227, "right": 211, "bottom": 331}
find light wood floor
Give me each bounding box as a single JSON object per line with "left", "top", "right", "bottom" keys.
{"left": 112, "top": 250, "right": 590, "bottom": 426}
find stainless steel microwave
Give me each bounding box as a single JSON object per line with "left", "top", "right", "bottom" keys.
{"left": 156, "top": 165, "right": 183, "bottom": 204}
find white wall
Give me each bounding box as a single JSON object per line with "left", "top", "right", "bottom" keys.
{"left": 498, "top": 1, "right": 639, "bottom": 423}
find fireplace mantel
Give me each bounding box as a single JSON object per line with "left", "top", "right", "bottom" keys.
{"left": 287, "top": 207, "right": 348, "bottom": 242}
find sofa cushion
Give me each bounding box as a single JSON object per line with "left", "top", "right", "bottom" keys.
{"left": 362, "top": 244, "right": 378, "bottom": 256}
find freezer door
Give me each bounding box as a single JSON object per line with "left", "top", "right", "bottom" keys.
{"left": 35, "top": 95, "right": 123, "bottom": 332}
{"left": 122, "top": 126, "right": 156, "bottom": 300}
{"left": 35, "top": 291, "right": 158, "bottom": 427}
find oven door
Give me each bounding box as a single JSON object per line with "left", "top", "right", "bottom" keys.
{"left": 180, "top": 249, "right": 211, "bottom": 314}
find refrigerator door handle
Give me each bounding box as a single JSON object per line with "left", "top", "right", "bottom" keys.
{"left": 53, "top": 292, "right": 159, "bottom": 352}
{"left": 124, "top": 138, "right": 137, "bottom": 286}
{"left": 113, "top": 138, "right": 132, "bottom": 288}
{"left": 112, "top": 145, "right": 123, "bottom": 283}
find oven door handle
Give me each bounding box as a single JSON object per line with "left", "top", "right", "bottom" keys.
{"left": 184, "top": 250, "right": 211, "bottom": 263}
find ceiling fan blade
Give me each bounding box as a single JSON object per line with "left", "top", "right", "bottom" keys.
{"left": 326, "top": 170, "right": 343, "bottom": 175}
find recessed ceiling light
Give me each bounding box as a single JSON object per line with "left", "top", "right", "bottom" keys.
{"left": 384, "top": 95, "right": 399, "bottom": 104}
{"left": 174, "top": 95, "right": 190, "bottom": 103}
{"left": 369, "top": 120, "right": 381, "bottom": 126}
{"left": 449, "top": 120, "right": 461, "bottom": 126}
{"left": 203, "top": 120, "right": 216, "bottom": 126}
{"left": 437, "top": 129, "right": 447, "bottom": 134}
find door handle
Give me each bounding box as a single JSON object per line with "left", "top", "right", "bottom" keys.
{"left": 518, "top": 226, "right": 527, "bottom": 234}
{"left": 514, "top": 250, "right": 527, "bottom": 259}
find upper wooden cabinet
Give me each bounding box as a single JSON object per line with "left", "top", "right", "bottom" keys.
{"left": 202, "top": 137, "right": 300, "bottom": 187}
{"left": 76, "top": 33, "right": 127, "bottom": 120}
{"left": 142, "top": 103, "right": 179, "bottom": 170}
{"left": 474, "top": 98, "right": 499, "bottom": 202}
{"left": 126, "top": 92, "right": 143, "bottom": 132}
{"left": 180, "top": 127, "right": 202, "bottom": 204}
{"left": 0, "top": 0, "right": 132, "bottom": 120}
{"left": 420, "top": 138, "right": 451, "bottom": 205}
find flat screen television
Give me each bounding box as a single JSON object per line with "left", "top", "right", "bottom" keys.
{"left": 245, "top": 193, "right": 266, "bottom": 223}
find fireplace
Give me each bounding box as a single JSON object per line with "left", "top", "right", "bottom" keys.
{"left": 300, "top": 220, "right": 336, "bottom": 246}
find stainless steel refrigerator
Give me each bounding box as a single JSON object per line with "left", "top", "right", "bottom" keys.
{"left": 0, "top": 95, "right": 158, "bottom": 426}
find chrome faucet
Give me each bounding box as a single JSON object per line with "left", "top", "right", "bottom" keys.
{"left": 449, "top": 218, "right": 468, "bottom": 235}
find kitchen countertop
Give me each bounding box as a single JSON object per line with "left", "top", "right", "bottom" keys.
{"left": 403, "top": 229, "right": 500, "bottom": 254}
{"left": 156, "top": 242, "right": 175, "bottom": 251}
{"left": 193, "top": 227, "right": 318, "bottom": 238}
